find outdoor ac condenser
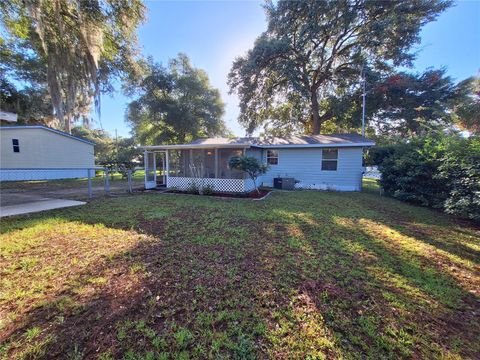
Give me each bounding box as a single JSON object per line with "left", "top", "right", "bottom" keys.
{"left": 273, "top": 177, "right": 295, "bottom": 190}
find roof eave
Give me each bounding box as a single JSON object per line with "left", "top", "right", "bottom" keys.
{"left": 252, "top": 142, "right": 375, "bottom": 148}
{"left": 141, "top": 144, "right": 251, "bottom": 150}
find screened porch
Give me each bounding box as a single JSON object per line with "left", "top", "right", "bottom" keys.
{"left": 143, "top": 146, "right": 257, "bottom": 193}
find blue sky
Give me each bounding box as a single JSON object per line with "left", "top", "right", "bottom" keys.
{"left": 96, "top": 0, "right": 480, "bottom": 138}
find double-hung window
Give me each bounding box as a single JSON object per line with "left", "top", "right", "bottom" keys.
{"left": 321, "top": 149, "right": 338, "bottom": 171}
{"left": 266, "top": 150, "right": 279, "bottom": 165}
{"left": 12, "top": 139, "right": 20, "bottom": 153}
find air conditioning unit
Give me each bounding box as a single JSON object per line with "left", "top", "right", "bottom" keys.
{"left": 273, "top": 177, "right": 295, "bottom": 190}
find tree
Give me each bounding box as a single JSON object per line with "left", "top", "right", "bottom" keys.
{"left": 0, "top": 0, "right": 146, "bottom": 132}
{"left": 71, "top": 126, "right": 115, "bottom": 164}
{"left": 228, "top": 0, "right": 451, "bottom": 135}
{"left": 370, "top": 69, "right": 460, "bottom": 136}
{"left": 452, "top": 76, "right": 480, "bottom": 135}
{"left": 228, "top": 156, "right": 269, "bottom": 194}
{"left": 0, "top": 75, "right": 53, "bottom": 125}
{"left": 126, "top": 54, "right": 228, "bottom": 145}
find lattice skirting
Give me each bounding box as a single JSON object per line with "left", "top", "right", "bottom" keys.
{"left": 0, "top": 169, "right": 89, "bottom": 181}
{"left": 167, "top": 177, "right": 252, "bottom": 193}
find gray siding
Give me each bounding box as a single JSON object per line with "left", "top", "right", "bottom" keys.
{"left": 256, "top": 147, "right": 364, "bottom": 191}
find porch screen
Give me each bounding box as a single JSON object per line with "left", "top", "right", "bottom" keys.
{"left": 218, "top": 149, "right": 244, "bottom": 179}
{"left": 168, "top": 149, "right": 216, "bottom": 178}
{"left": 168, "top": 150, "right": 190, "bottom": 177}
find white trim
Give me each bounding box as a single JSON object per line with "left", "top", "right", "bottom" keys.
{"left": 266, "top": 149, "right": 279, "bottom": 166}
{"left": 321, "top": 148, "right": 339, "bottom": 171}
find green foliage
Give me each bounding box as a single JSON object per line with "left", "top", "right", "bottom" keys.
{"left": 71, "top": 127, "right": 141, "bottom": 174}
{"left": 0, "top": 76, "right": 53, "bottom": 124}
{"left": 371, "top": 69, "right": 462, "bottom": 136}
{"left": 228, "top": 156, "right": 269, "bottom": 193}
{"left": 228, "top": 0, "right": 451, "bottom": 134}
{"left": 201, "top": 184, "right": 215, "bottom": 196}
{"left": 436, "top": 137, "right": 480, "bottom": 221}
{"left": 126, "top": 54, "right": 228, "bottom": 145}
{"left": 375, "top": 135, "right": 480, "bottom": 222}
{"left": 185, "top": 182, "right": 200, "bottom": 195}
{"left": 0, "top": 0, "right": 146, "bottom": 132}
{"left": 452, "top": 76, "right": 480, "bottom": 135}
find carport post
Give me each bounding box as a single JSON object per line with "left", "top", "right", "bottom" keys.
{"left": 104, "top": 168, "right": 110, "bottom": 195}
{"left": 87, "top": 169, "right": 93, "bottom": 198}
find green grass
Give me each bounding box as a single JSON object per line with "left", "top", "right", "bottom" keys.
{"left": 1, "top": 180, "right": 479, "bottom": 359}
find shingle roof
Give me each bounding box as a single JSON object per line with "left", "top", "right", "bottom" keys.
{"left": 142, "top": 133, "right": 374, "bottom": 150}
{"left": 251, "top": 133, "right": 373, "bottom": 146}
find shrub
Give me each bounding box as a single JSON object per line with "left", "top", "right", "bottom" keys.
{"left": 186, "top": 182, "right": 199, "bottom": 194}
{"left": 436, "top": 136, "right": 480, "bottom": 221}
{"left": 376, "top": 135, "right": 480, "bottom": 222}
{"left": 201, "top": 184, "right": 215, "bottom": 195}
{"left": 228, "top": 156, "right": 269, "bottom": 194}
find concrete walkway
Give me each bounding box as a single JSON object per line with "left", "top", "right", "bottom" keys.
{"left": 0, "top": 193, "right": 85, "bottom": 217}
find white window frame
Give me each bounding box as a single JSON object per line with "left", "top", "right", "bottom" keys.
{"left": 266, "top": 149, "right": 279, "bottom": 165}
{"left": 321, "top": 148, "right": 338, "bottom": 171}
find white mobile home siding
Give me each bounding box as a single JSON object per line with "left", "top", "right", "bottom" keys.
{"left": 0, "top": 127, "right": 95, "bottom": 181}
{"left": 248, "top": 147, "right": 364, "bottom": 191}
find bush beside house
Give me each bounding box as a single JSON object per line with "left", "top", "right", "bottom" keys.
{"left": 371, "top": 135, "right": 480, "bottom": 222}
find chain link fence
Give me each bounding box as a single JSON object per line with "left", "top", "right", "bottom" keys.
{"left": 0, "top": 168, "right": 145, "bottom": 206}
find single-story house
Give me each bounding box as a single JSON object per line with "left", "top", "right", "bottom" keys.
{"left": 0, "top": 125, "right": 95, "bottom": 181}
{"left": 141, "top": 133, "right": 375, "bottom": 192}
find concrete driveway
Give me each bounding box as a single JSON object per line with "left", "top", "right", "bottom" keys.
{"left": 0, "top": 193, "right": 85, "bottom": 217}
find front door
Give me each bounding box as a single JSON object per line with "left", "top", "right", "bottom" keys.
{"left": 144, "top": 151, "right": 156, "bottom": 189}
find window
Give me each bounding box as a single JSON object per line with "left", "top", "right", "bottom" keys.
{"left": 266, "top": 150, "right": 279, "bottom": 165}
{"left": 322, "top": 149, "right": 338, "bottom": 171}
{"left": 12, "top": 139, "right": 20, "bottom": 153}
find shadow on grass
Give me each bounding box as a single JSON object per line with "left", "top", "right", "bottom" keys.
{"left": 1, "top": 190, "right": 479, "bottom": 358}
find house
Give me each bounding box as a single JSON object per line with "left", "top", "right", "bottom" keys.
{"left": 141, "top": 133, "right": 375, "bottom": 192}
{"left": 0, "top": 125, "right": 95, "bottom": 181}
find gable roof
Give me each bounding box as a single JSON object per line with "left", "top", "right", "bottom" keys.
{"left": 0, "top": 125, "right": 95, "bottom": 145}
{"left": 142, "top": 133, "right": 374, "bottom": 150}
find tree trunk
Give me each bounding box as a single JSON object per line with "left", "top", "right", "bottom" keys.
{"left": 65, "top": 115, "right": 72, "bottom": 134}
{"left": 311, "top": 91, "right": 321, "bottom": 135}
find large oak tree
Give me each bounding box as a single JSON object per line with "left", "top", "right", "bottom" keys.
{"left": 126, "top": 54, "right": 228, "bottom": 145}
{"left": 228, "top": 0, "right": 451, "bottom": 135}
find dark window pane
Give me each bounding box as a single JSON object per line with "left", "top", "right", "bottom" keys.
{"left": 322, "top": 160, "right": 337, "bottom": 171}
{"left": 266, "top": 149, "right": 279, "bottom": 165}
{"left": 12, "top": 139, "right": 20, "bottom": 152}
{"left": 267, "top": 157, "right": 278, "bottom": 165}
{"left": 322, "top": 149, "right": 338, "bottom": 160}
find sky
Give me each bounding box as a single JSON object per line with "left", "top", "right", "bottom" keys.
{"left": 95, "top": 0, "right": 480, "bottom": 138}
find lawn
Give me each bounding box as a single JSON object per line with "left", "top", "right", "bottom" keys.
{"left": 1, "top": 181, "right": 479, "bottom": 359}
